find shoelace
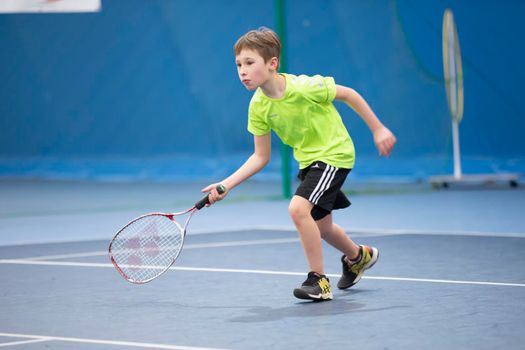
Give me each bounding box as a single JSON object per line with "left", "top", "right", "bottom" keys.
{"left": 303, "top": 273, "right": 322, "bottom": 286}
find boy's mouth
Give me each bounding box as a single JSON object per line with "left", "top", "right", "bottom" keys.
{"left": 242, "top": 79, "right": 251, "bottom": 85}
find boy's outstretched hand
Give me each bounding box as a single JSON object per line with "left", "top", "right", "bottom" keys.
{"left": 373, "top": 127, "right": 397, "bottom": 157}
{"left": 201, "top": 183, "right": 228, "bottom": 205}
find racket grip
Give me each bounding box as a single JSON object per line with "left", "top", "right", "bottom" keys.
{"left": 195, "top": 184, "right": 226, "bottom": 210}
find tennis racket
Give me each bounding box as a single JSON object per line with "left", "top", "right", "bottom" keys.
{"left": 108, "top": 184, "right": 225, "bottom": 284}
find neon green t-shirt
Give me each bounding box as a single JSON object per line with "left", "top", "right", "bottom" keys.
{"left": 247, "top": 73, "right": 355, "bottom": 169}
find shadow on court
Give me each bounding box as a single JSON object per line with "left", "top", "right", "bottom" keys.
{"left": 230, "top": 295, "right": 411, "bottom": 323}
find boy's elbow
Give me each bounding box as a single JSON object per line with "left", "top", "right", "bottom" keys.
{"left": 256, "top": 154, "right": 270, "bottom": 167}
{"left": 260, "top": 155, "right": 270, "bottom": 167}
{"left": 250, "top": 152, "right": 269, "bottom": 166}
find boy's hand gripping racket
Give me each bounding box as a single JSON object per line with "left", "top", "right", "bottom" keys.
{"left": 108, "top": 185, "right": 225, "bottom": 284}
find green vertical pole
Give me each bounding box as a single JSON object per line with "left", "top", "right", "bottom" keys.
{"left": 275, "top": 0, "right": 292, "bottom": 199}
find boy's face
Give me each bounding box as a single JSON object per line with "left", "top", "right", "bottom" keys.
{"left": 235, "top": 49, "right": 277, "bottom": 90}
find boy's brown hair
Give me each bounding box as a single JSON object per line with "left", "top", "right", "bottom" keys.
{"left": 234, "top": 27, "right": 281, "bottom": 68}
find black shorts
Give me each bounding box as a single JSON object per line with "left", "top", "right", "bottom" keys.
{"left": 295, "top": 161, "right": 351, "bottom": 221}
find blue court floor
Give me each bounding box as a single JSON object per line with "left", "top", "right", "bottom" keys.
{"left": 1, "top": 179, "right": 524, "bottom": 349}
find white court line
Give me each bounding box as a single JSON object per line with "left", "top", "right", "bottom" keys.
{"left": 24, "top": 237, "right": 301, "bottom": 261}
{"left": 21, "top": 226, "right": 525, "bottom": 261}
{"left": 0, "top": 332, "right": 229, "bottom": 350}
{"left": 1, "top": 259, "right": 524, "bottom": 288}
{"left": 25, "top": 251, "right": 106, "bottom": 261}
{"left": 245, "top": 226, "right": 525, "bottom": 239}
{"left": 2, "top": 225, "right": 523, "bottom": 248}
{"left": 347, "top": 227, "right": 525, "bottom": 238}
{"left": 0, "top": 337, "right": 50, "bottom": 347}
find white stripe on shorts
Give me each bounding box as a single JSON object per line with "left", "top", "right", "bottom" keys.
{"left": 312, "top": 166, "right": 338, "bottom": 204}
{"left": 308, "top": 165, "right": 337, "bottom": 204}
{"left": 308, "top": 165, "right": 332, "bottom": 203}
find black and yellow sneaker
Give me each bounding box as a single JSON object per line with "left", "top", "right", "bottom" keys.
{"left": 293, "top": 272, "right": 333, "bottom": 301}
{"left": 337, "top": 245, "right": 379, "bottom": 290}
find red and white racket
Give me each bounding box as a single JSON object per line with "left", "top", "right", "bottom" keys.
{"left": 108, "top": 185, "right": 225, "bottom": 284}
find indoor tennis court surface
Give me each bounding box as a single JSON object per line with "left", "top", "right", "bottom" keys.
{"left": 1, "top": 180, "right": 524, "bottom": 349}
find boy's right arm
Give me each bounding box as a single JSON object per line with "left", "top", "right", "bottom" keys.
{"left": 202, "top": 133, "right": 271, "bottom": 204}
{"left": 335, "top": 85, "right": 396, "bottom": 157}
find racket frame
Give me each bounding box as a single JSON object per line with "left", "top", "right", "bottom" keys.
{"left": 108, "top": 207, "right": 197, "bottom": 284}
{"left": 108, "top": 184, "right": 224, "bottom": 284}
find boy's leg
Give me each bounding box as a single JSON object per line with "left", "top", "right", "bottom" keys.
{"left": 315, "top": 214, "right": 359, "bottom": 260}
{"left": 288, "top": 195, "right": 324, "bottom": 275}
{"left": 316, "top": 213, "right": 379, "bottom": 290}
{"left": 290, "top": 162, "right": 350, "bottom": 300}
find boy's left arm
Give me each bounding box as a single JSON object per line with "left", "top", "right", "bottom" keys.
{"left": 335, "top": 85, "right": 396, "bottom": 157}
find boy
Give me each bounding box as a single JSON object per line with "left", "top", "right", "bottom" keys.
{"left": 202, "top": 27, "right": 396, "bottom": 301}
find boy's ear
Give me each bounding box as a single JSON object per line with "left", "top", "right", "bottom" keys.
{"left": 269, "top": 57, "right": 279, "bottom": 71}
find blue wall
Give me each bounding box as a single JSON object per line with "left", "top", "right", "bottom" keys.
{"left": 1, "top": 0, "right": 524, "bottom": 181}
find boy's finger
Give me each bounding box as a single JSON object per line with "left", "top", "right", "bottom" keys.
{"left": 210, "top": 191, "right": 225, "bottom": 203}
{"left": 378, "top": 142, "right": 384, "bottom": 152}
{"left": 383, "top": 140, "right": 393, "bottom": 153}
{"left": 380, "top": 142, "right": 392, "bottom": 157}
{"left": 201, "top": 185, "right": 213, "bottom": 192}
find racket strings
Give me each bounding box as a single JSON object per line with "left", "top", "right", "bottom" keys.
{"left": 110, "top": 215, "right": 184, "bottom": 282}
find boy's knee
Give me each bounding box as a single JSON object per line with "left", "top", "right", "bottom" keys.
{"left": 288, "top": 201, "right": 311, "bottom": 222}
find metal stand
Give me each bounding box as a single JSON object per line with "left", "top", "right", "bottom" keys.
{"left": 429, "top": 173, "right": 519, "bottom": 189}
{"left": 429, "top": 121, "right": 519, "bottom": 189}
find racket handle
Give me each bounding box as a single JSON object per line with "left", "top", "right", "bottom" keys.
{"left": 195, "top": 184, "right": 226, "bottom": 210}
